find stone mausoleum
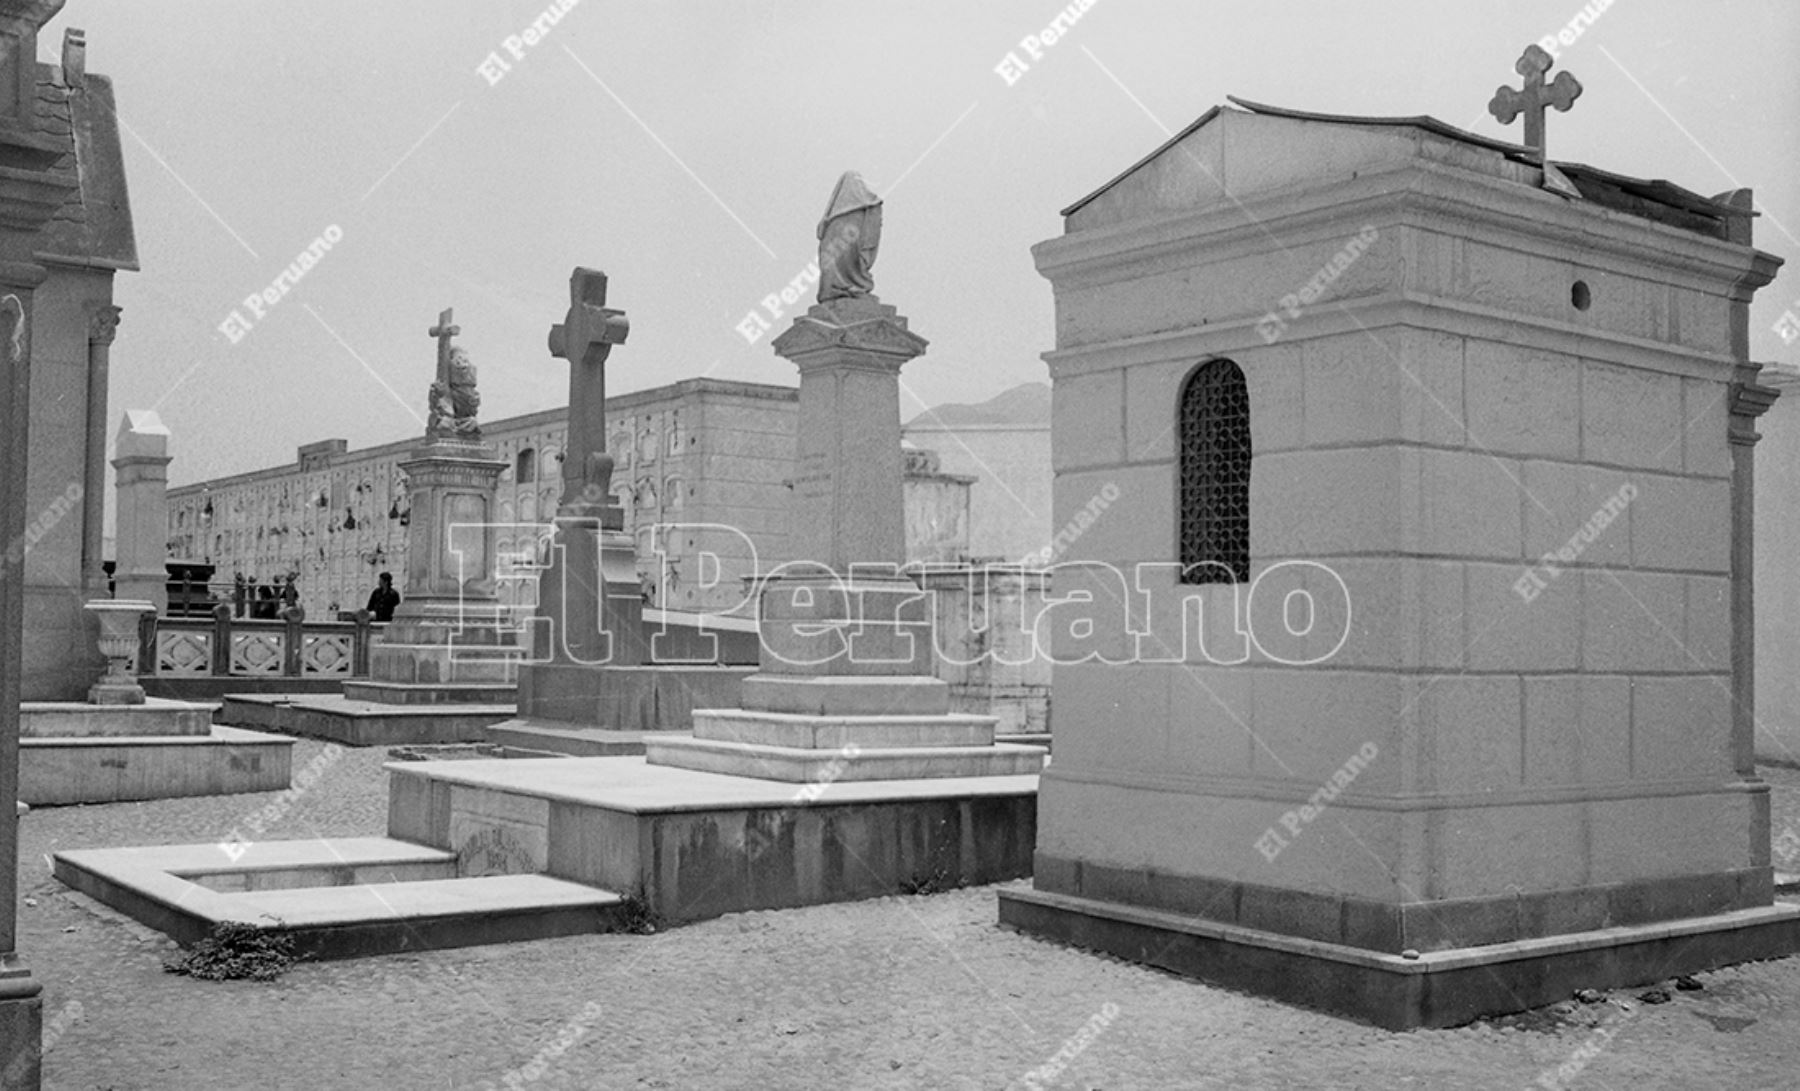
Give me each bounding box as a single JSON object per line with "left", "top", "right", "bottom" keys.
{"left": 999, "top": 86, "right": 1793, "bottom": 1027}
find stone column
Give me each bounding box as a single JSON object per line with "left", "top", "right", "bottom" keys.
{"left": 81, "top": 305, "right": 119, "bottom": 596}
{"left": 110, "top": 409, "right": 171, "bottom": 611}
{"left": 0, "top": 284, "right": 41, "bottom": 1088}
{"left": 1730, "top": 365, "right": 1779, "bottom": 777}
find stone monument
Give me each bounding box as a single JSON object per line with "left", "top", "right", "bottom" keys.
{"left": 355, "top": 309, "right": 519, "bottom": 702}
{"left": 646, "top": 173, "right": 1043, "bottom": 782}
{"left": 110, "top": 409, "right": 171, "bottom": 610}
{"left": 998, "top": 58, "right": 1796, "bottom": 1027}
{"left": 490, "top": 267, "right": 758, "bottom": 753}
{"left": 525, "top": 269, "right": 643, "bottom": 687}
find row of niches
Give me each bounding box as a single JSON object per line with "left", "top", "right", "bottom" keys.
{"left": 607, "top": 415, "right": 691, "bottom": 469}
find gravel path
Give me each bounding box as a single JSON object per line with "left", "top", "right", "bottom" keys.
{"left": 15, "top": 742, "right": 1800, "bottom": 1090}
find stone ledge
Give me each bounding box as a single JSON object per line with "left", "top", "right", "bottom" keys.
{"left": 20, "top": 697, "right": 214, "bottom": 738}
{"left": 997, "top": 886, "right": 1800, "bottom": 1028}
{"left": 644, "top": 736, "right": 1045, "bottom": 783}
{"left": 1034, "top": 852, "right": 1774, "bottom": 952}
{"left": 692, "top": 708, "right": 996, "bottom": 750}
{"left": 20, "top": 725, "right": 294, "bottom": 805}
{"left": 738, "top": 674, "right": 951, "bottom": 717}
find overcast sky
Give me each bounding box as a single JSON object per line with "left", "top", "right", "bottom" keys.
{"left": 50, "top": 1, "right": 1800, "bottom": 488}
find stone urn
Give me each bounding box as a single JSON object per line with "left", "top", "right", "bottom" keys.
{"left": 85, "top": 599, "right": 154, "bottom": 705}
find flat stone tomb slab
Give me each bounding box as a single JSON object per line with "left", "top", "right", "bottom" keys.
{"left": 53, "top": 836, "right": 624, "bottom": 958}
{"left": 20, "top": 724, "right": 294, "bottom": 806}
{"left": 276, "top": 694, "right": 516, "bottom": 747}
{"left": 21, "top": 697, "right": 214, "bottom": 737}
{"left": 388, "top": 756, "right": 1039, "bottom": 923}
{"left": 216, "top": 694, "right": 305, "bottom": 731}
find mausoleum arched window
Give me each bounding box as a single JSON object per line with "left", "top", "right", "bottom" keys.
{"left": 517, "top": 448, "right": 537, "bottom": 484}
{"left": 1178, "top": 359, "right": 1252, "bottom": 584}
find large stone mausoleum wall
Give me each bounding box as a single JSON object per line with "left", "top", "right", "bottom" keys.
{"left": 167, "top": 378, "right": 1047, "bottom": 620}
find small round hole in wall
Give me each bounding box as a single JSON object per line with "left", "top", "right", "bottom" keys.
{"left": 1571, "top": 280, "right": 1592, "bottom": 311}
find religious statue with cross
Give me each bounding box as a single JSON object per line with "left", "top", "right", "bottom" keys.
{"left": 426, "top": 307, "right": 482, "bottom": 439}
{"left": 1488, "top": 44, "right": 1581, "bottom": 161}
{"left": 547, "top": 269, "right": 630, "bottom": 516}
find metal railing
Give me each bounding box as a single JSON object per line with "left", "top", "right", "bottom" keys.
{"left": 135, "top": 604, "right": 382, "bottom": 679}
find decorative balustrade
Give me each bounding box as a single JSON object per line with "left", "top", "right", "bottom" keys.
{"left": 136, "top": 604, "right": 381, "bottom": 679}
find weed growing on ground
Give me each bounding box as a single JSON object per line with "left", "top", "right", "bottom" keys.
{"left": 163, "top": 922, "right": 298, "bottom": 982}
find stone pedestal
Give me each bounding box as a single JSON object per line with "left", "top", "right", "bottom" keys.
{"left": 515, "top": 482, "right": 654, "bottom": 712}
{"left": 998, "top": 102, "right": 1795, "bottom": 1027}
{"left": 647, "top": 296, "right": 1045, "bottom": 781}
{"left": 916, "top": 564, "right": 1052, "bottom": 738}
{"left": 366, "top": 438, "right": 521, "bottom": 695}
{"left": 110, "top": 409, "right": 171, "bottom": 611}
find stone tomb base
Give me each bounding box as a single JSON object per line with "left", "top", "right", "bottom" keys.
{"left": 55, "top": 756, "right": 1039, "bottom": 955}
{"left": 997, "top": 887, "right": 1800, "bottom": 1030}
{"left": 504, "top": 663, "right": 757, "bottom": 753}
{"left": 53, "top": 837, "right": 627, "bottom": 960}
{"left": 20, "top": 698, "right": 294, "bottom": 805}
{"left": 387, "top": 757, "right": 1039, "bottom": 923}
{"left": 219, "top": 693, "right": 517, "bottom": 748}
{"left": 647, "top": 709, "right": 1045, "bottom": 782}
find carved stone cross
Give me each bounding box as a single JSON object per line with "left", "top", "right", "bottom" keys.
{"left": 428, "top": 307, "right": 459, "bottom": 388}
{"left": 547, "top": 268, "right": 629, "bottom": 511}
{"left": 1489, "top": 44, "right": 1582, "bottom": 159}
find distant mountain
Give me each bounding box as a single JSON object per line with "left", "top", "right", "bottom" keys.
{"left": 907, "top": 382, "right": 1050, "bottom": 427}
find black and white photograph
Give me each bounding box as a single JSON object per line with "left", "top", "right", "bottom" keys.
{"left": 1, "top": 0, "right": 1799, "bottom": 1087}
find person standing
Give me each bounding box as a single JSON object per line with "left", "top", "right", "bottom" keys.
{"left": 366, "top": 571, "right": 400, "bottom": 622}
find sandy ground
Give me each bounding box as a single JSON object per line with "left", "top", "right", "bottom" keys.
{"left": 14, "top": 741, "right": 1800, "bottom": 1090}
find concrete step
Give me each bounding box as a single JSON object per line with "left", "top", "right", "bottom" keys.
{"left": 644, "top": 735, "right": 1047, "bottom": 782}
{"left": 485, "top": 721, "right": 690, "bottom": 757}
{"left": 691, "top": 708, "right": 997, "bottom": 750}
{"left": 53, "top": 837, "right": 629, "bottom": 959}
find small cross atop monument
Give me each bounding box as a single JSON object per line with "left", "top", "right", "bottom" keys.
{"left": 547, "top": 268, "right": 629, "bottom": 510}
{"left": 428, "top": 307, "right": 460, "bottom": 387}
{"left": 1488, "top": 44, "right": 1582, "bottom": 160}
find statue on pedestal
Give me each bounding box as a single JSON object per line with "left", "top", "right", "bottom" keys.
{"left": 817, "top": 171, "right": 883, "bottom": 302}
{"left": 427, "top": 346, "right": 482, "bottom": 438}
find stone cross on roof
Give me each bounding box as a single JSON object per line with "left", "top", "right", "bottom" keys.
{"left": 1488, "top": 44, "right": 1582, "bottom": 160}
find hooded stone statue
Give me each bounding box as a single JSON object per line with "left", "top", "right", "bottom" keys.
{"left": 816, "top": 171, "right": 882, "bottom": 302}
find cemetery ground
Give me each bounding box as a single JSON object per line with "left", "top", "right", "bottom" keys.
{"left": 11, "top": 742, "right": 1800, "bottom": 1091}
